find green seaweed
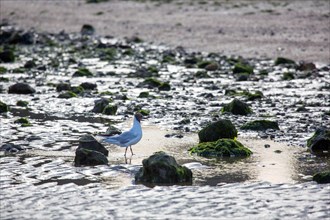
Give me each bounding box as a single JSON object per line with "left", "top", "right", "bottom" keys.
{"left": 241, "top": 120, "right": 280, "bottom": 131}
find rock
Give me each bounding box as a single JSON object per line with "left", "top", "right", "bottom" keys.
{"left": 135, "top": 151, "right": 192, "bottom": 184}
{"left": 0, "top": 143, "right": 24, "bottom": 153}
{"left": 137, "top": 77, "right": 171, "bottom": 91}
{"left": 205, "top": 62, "right": 219, "bottom": 71}
{"left": 80, "top": 82, "right": 97, "bottom": 90}
{"left": 158, "top": 82, "right": 171, "bottom": 91}
{"left": 307, "top": 128, "right": 330, "bottom": 155}
{"left": 81, "top": 24, "right": 95, "bottom": 36}
{"left": 14, "top": 117, "right": 31, "bottom": 126}
{"left": 275, "top": 57, "right": 296, "bottom": 66}
{"left": 313, "top": 171, "right": 330, "bottom": 184}
{"left": 71, "top": 86, "right": 85, "bottom": 95}
{"left": 0, "top": 50, "right": 15, "bottom": 63}
{"left": 241, "top": 120, "right": 280, "bottom": 131}
{"left": 16, "top": 100, "right": 29, "bottom": 107}
{"left": 102, "top": 104, "right": 117, "bottom": 115}
{"left": 74, "top": 148, "right": 108, "bottom": 167}
{"left": 0, "top": 101, "right": 9, "bottom": 113}
{"left": 138, "top": 109, "right": 150, "bottom": 116}
{"left": 58, "top": 91, "right": 77, "bottom": 99}
{"left": 297, "top": 61, "right": 316, "bottom": 71}
{"left": 8, "top": 83, "right": 36, "bottom": 94}
{"left": 221, "top": 99, "right": 253, "bottom": 115}
{"left": 56, "top": 82, "right": 71, "bottom": 92}
{"left": 198, "top": 119, "right": 237, "bottom": 143}
{"left": 189, "top": 138, "right": 252, "bottom": 158}
{"left": 244, "top": 91, "right": 264, "bottom": 101}
{"left": 92, "top": 98, "right": 111, "bottom": 113}
{"left": 233, "top": 63, "right": 254, "bottom": 74}
{"left": 138, "top": 91, "right": 149, "bottom": 98}
{"left": 77, "top": 134, "right": 109, "bottom": 156}
{"left": 72, "top": 68, "right": 93, "bottom": 77}
{"left": 282, "top": 72, "right": 295, "bottom": 80}
{"left": 24, "top": 60, "right": 37, "bottom": 69}
{"left": 104, "top": 125, "right": 122, "bottom": 136}
{"left": 130, "top": 67, "right": 158, "bottom": 78}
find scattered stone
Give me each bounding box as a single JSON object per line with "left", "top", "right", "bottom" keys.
{"left": 8, "top": 83, "right": 36, "bottom": 94}
{"left": 241, "top": 120, "right": 280, "bottom": 131}
{"left": 71, "top": 86, "right": 85, "bottom": 95}
{"left": 274, "top": 150, "right": 282, "bottom": 154}
{"left": 24, "top": 60, "right": 37, "bottom": 69}
{"left": 0, "top": 50, "right": 15, "bottom": 63}
{"left": 0, "top": 101, "right": 9, "bottom": 113}
{"left": 72, "top": 68, "right": 93, "bottom": 77}
{"left": 58, "top": 91, "right": 77, "bottom": 99}
{"left": 102, "top": 104, "right": 117, "bottom": 115}
{"left": 81, "top": 24, "right": 95, "bottom": 36}
{"left": 104, "top": 125, "right": 122, "bottom": 136}
{"left": 307, "top": 128, "right": 330, "bottom": 155}
{"left": 264, "top": 144, "right": 270, "bottom": 148}
{"left": 282, "top": 72, "right": 295, "bottom": 80}
{"left": 14, "top": 117, "right": 31, "bottom": 127}
{"left": 77, "top": 134, "right": 109, "bottom": 156}
{"left": 138, "top": 91, "right": 149, "bottom": 98}
{"left": 80, "top": 82, "right": 97, "bottom": 90}
{"left": 198, "top": 119, "right": 237, "bottom": 143}
{"left": 221, "top": 98, "right": 253, "bottom": 115}
{"left": 137, "top": 77, "right": 171, "bottom": 91}
{"left": 0, "top": 143, "right": 24, "bottom": 153}
{"left": 92, "top": 98, "right": 111, "bottom": 113}
{"left": 16, "top": 100, "right": 29, "bottom": 107}
{"left": 205, "top": 62, "right": 219, "bottom": 71}
{"left": 135, "top": 151, "right": 193, "bottom": 184}
{"left": 74, "top": 148, "right": 108, "bottom": 167}
{"left": 313, "top": 171, "right": 330, "bottom": 184}
{"left": 233, "top": 63, "right": 254, "bottom": 74}
{"left": 297, "top": 61, "right": 316, "bottom": 71}
{"left": 189, "top": 138, "right": 252, "bottom": 158}
{"left": 275, "top": 57, "right": 296, "bottom": 66}
{"left": 56, "top": 82, "right": 71, "bottom": 92}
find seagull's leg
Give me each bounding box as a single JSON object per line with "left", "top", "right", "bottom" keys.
{"left": 124, "top": 147, "right": 128, "bottom": 156}
{"left": 130, "top": 146, "right": 134, "bottom": 155}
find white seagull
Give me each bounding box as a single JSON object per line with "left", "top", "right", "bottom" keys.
{"left": 101, "top": 112, "right": 143, "bottom": 156}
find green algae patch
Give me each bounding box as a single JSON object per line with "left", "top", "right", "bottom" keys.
{"left": 241, "top": 120, "right": 280, "bottom": 131}
{"left": 73, "top": 68, "right": 93, "bottom": 77}
{"left": 102, "top": 104, "right": 117, "bottom": 115}
{"left": 0, "top": 101, "right": 9, "bottom": 113}
{"left": 313, "top": 171, "right": 330, "bottom": 184}
{"left": 189, "top": 138, "right": 252, "bottom": 158}
{"left": 16, "top": 100, "right": 29, "bottom": 107}
{"left": 0, "top": 66, "right": 7, "bottom": 74}
{"left": 198, "top": 119, "right": 237, "bottom": 143}
{"left": 138, "top": 109, "right": 150, "bottom": 116}
{"left": 58, "top": 91, "right": 77, "bottom": 99}
{"left": 221, "top": 98, "right": 253, "bottom": 115}
{"left": 233, "top": 63, "right": 254, "bottom": 74}
{"left": 14, "top": 117, "right": 32, "bottom": 127}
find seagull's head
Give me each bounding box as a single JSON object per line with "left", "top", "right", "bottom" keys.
{"left": 134, "top": 112, "right": 143, "bottom": 122}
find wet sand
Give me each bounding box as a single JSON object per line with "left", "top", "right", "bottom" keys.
{"left": 1, "top": 0, "right": 329, "bottom": 63}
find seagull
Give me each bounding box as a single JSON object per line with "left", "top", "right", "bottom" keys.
{"left": 101, "top": 112, "right": 143, "bottom": 156}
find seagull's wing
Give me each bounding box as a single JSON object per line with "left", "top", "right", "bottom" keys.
{"left": 102, "top": 130, "right": 136, "bottom": 146}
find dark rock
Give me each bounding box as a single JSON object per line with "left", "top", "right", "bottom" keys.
{"left": 205, "top": 62, "right": 219, "bottom": 71}
{"left": 77, "top": 134, "right": 109, "bottom": 156}
{"left": 16, "top": 100, "right": 29, "bottom": 107}
{"left": 189, "top": 138, "right": 252, "bottom": 158}
{"left": 71, "top": 86, "right": 85, "bottom": 95}
{"left": 8, "top": 83, "right": 36, "bottom": 94}
{"left": 221, "top": 99, "right": 253, "bottom": 115}
{"left": 138, "top": 91, "right": 149, "bottom": 98}
{"left": 275, "top": 57, "right": 296, "bottom": 66}
{"left": 307, "top": 128, "right": 330, "bottom": 155}
{"left": 81, "top": 24, "right": 95, "bottom": 36}
{"left": 198, "top": 119, "right": 237, "bottom": 143}
{"left": 24, "top": 60, "right": 37, "bottom": 69}
{"left": 282, "top": 72, "right": 295, "bottom": 80}
{"left": 297, "top": 61, "right": 316, "bottom": 71}
{"left": 56, "top": 83, "right": 71, "bottom": 92}
{"left": 137, "top": 78, "right": 171, "bottom": 91}
{"left": 73, "top": 68, "right": 93, "bottom": 77}
{"left": 80, "top": 82, "right": 97, "bottom": 90}
{"left": 158, "top": 82, "right": 171, "bottom": 91}
{"left": 102, "top": 104, "right": 117, "bottom": 115}
{"left": 74, "top": 148, "right": 108, "bottom": 167}
{"left": 0, "top": 101, "right": 9, "bottom": 113}
{"left": 233, "top": 63, "right": 254, "bottom": 74}
{"left": 0, "top": 50, "right": 15, "bottom": 63}
{"left": 104, "top": 125, "right": 122, "bottom": 136}
{"left": 313, "top": 171, "right": 330, "bottom": 184}
{"left": 0, "top": 143, "right": 24, "bottom": 153}
{"left": 135, "top": 151, "right": 192, "bottom": 184}
{"left": 58, "top": 91, "right": 77, "bottom": 99}
{"left": 92, "top": 98, "right": 111, "bottom": 113}
{"left": 241, "top": 120, "right": 280, "bottom": 131}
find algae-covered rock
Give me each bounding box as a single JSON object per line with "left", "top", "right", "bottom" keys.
{"left": 189, "top": 138, "right": 252, "bottom": 158}
{"left": 102, "top": 104, "right": 117, "bottom": 115}
{"left": 275, "top": 57, "right": 296, "bottom": 66}
{"left": 92, "top": 98, "right": 111, "bottom": 113}
{"left": 81, "top": 24, "right": 95, "bottom": 36}
{"left": 307, "top": 128, "right": 330, "bottom": 155}
{"left": 135, "top": 151, "right": 192, "bottom": 184}
{"left": 222, "top": 99, "right": 253, "bottom": 115}
{"left": 198, "top": 119, "right": 237, "bottom": 143}
{"left": 138, "top": 91, "right": 149, "bottom": 98}
{"left": 282, "top": 72, "right": 295, "bottom": 80}
{"left": 0, "top": 50, "right": 15, "bottom": 63}
{"left": 73, "top": 68, "right": 93, "bottom": 77}
{"left": 8, "top": 83, "right": 36, "bottom": 94}
{"left": 137, "top": 78, "right": 171, "bottom": 91}
{"left": 233, "top": 63, "right": 254, "bottom": 74}
{"left": 80, "top": 82, "right": 97, "bottom": 90}
{"left": 77, "top": 134, "right": 109, "bottom": 156}
{"left": 74, "top": 148, "right": 108, "bottom": 167}
{"left": 104, "top": 125, "right": 122, "bottom": 136}
{"left": 241, "top": 120, "right": 280, "bottom": 131}
{"left": 138, "top": 109, "right": 150, "bottom": 116}
{"left": 0, "top": 101, "right": 9, "bottom": 113}
{"left": 56, "top": 82, "right": 71, "bottom": 92}
{"left": 14, "top": 117, "right": 31, "bottom": 127}
{"left": 58, "top": 91, "right": 77, "bottom": 99}
{"left": 16, "top": 100, "right": 29, "bottom": 107}
{"left": 158, "top": 82, "right": 171, "bottom": 91}
{"left": 313, "top": 171, "right": 330, "bottom": 184}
